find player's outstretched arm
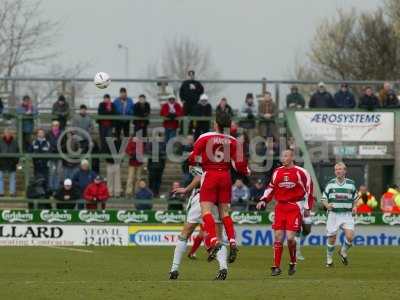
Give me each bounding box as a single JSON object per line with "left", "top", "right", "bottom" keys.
{"left": 173, "top": 175, "right": 201, "bottom": 195}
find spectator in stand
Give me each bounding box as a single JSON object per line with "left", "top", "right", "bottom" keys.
{"left": 134, "top": 179, "right": 153, "bottom": 210}
{"left": 180, "top": 135, "right": 194, "bottom": 186}
{"left": 249, "top": 179, "right": 265, "bottom": 211}
{"left": 83, "top": 175, "right": 110, "bottom": 210}
{"left": 71, "top": 104, "right": 94, "bottom": 136}
{"left": 98, "top": 94, "right": 115, "bottom": 151}
{"left": 193, "top": 94, "right": 212, "bottom": 140}
{"left": 113, "top": 87, "right": 134, "bottom": 141}
{"left": 378, "top": 82, "right": 394, "bottom": 106}
{"left": 47, "top": 120, "right": 63, "bottom": 195}
{"left": 258, "top": 92, "right": 276, "bottom": 138}
{"left": 133, "top": 94, "right": 151, "bottom": 137}
{"left": 309, "top": 82, "right": 335, "bottom": 108}
{"left": 356, "top": 185, "right": 377, "bottom": 214}
{"left": 72, "top": 159, "right": 97, "bottom": 197}
{"left": 0, "top": 97, "right": 3, "bottom": 114}
{"left": 16, "top": 95, "right": 38, "bottom": 151}
{"left": 286, "top": 85, "right": 305, "bottom": 109}
{"left": 231, "top": 178, "right": 250, "bottom": 211}
{"left": 147, "top": 134, "right": 166, "bottom": 197}
{"left": 359, "top": 86, "right": 380, "bottom": 110}
{"left": 30, "top": 128, "right": 51, "bottom": 191}
{"left": 382, "top": 90, "right": 400, "bottom": 108}
{"left": 125, "top": 136, "right": 144, "bottom": 196}
{"left": 168, "top": 181, "right": 185, "bottom": 210}
{"left": 215, "top": 97, "right": 234, "bottom": 118}
{"left": 380, "top": 185, "right": 400, "bottom": 213}
{"left": 239, "top": 93, "right": 257, "bottom": 137}
{"left": 0, "top": 128, "right": 19, "bottom": 197}
{"left": 105, "top": 138, "right": 122, "bottom": 198}
{"left": 160, "top": 94, "right": 183, "bottom": 143}
{"left": 334, "top": 83, "right": 356, "bottom": 108}
{"left": 179, "top": 70, "right": 204, "bottom": 117}
{"left": 52, "top": 95, "right": 70, "bottom": 129}
{"left": 54, "top": 179, "right": 81, "bottom": 209}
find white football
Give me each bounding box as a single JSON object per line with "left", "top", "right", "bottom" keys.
{"left": 94, "top": 72, "right": 111, "bottom": 89}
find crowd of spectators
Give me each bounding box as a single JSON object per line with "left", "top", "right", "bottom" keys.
{"left": 1, "top": 75, "right": 400, "bottom": 212}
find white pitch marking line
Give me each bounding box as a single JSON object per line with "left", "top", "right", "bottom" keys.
{"left": 44, "top": 246, "right": 93, "bottom": 253}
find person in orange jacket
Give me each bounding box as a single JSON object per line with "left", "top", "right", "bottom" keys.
{"left": 83, "top": 176, "right": 110, "bottom": 210}
{"left": 356, "top": 185, "right": 377, "bottom": 214}
{"left": 380, "top": 185, "right": 400, "bottom": 213}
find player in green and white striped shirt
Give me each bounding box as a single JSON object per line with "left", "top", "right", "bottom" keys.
{"left": 321, "top": 162, "right": 358, "bottom": 267}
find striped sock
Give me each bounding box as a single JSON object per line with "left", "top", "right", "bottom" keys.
{"left": 327, "top": 243, "right": 335, "bottom": 259}
{"left": 341, "top": 239, "right": 352, "bottom": 257}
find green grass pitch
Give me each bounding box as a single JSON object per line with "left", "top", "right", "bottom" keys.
{"left": 0, "top": 246, "right": 398, "bottom": 299}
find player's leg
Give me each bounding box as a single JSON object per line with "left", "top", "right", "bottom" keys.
{"left": 188, "top": 225, "right": 204, "bottom": 259}
{"left": 296, "top": 222, "right": 312, "bottom": 260}
{"left": 214, "top": 223, "right": 228, "bottom": 280}
{"left": 339, "top": 217, "right": 355, "bottom": 266}
{"left": 326, "top": 213, "right": 338, "bottom": 267}
{"left": 286, "top": 230, "right": 298, "bottom": 275}
{"left": 218, "top": 203, "right": 238, "bottom": 263}
{"left": 169, "top": 223, "right": 198, "bottom": 279}
{"left": 200, "top": 174, "right": 219, "bottom": 251}
{"left": 271, "top": 229, "right": 284, "bottom": 276}
{"left": 201, "top": 201, "right": 221, "bottom": 261}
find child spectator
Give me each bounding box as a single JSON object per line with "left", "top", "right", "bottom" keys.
{"left": 134, "top": 179, "right": 153, "bottom": 210}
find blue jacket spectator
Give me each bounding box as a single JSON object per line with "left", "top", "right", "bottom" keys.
{"left": 309, "top": 82, "right": 335, "bottom": 108}
{"left": 359, "top": 87, "right": 380, "bottom": 110}
{"left": 72, "top": 160, "right": 97, "bottom": 195}
{"left": 113, "top": 87, "right": 134, "bottom": 140}
{"left": 135, "top": 179, "right": 153, "bottom": 210}
{"left": 231, "top": 179, "right": 250, "bottom": 211}
{"left": 334, "top": 84, "right": 356, "bottom": 108}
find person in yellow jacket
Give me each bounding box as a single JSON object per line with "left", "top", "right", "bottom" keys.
{"left": 356, "top": 185, "right": 377, "bottom": 213}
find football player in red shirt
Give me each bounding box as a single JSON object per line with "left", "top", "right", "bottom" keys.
{"left": 189, "top": 112, "right": 249, "bottom": 263}
{"left": 257, "top": 149, "right": 313, "bottom": 276}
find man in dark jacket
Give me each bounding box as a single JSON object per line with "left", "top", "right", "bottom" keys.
{"left": 52, "top": 95, "right": 70, "bottom": 129}
{"left": 31, "top": 128, "right": 51, "bottom": 190}
{"left": 359, "top": 87, "right": 380, "bottom": 110}
{"left": 249, "top": 179, "right": 265, "bottom": 211}
{"left": 334, "top": 83, "right": 356, "bottom": 108}
{"left": 72, "top": 159, "right": 97, "bottom": 196}
{"left": 147, "top": 137, "right": 166, "bottom": 197}
{"left": 382, "top": 91, "right": 399, "bottom": 108}
{"left": 134, "top": 179, "right": 153, "bottom": 210}
{"left": 0, "top": 98, "right": 3, "bottom": 114}
{"left": 0, "top": 128, "right": 19, "bottom": 197}
{"left": 193, "top": 94, "right": 212, "bottom": 140}
{"left": 179, "top": 70, "right": 204, "bottom": 116}
{"left": 309, "top": 82, "right": 335, "bottom": 108}
{"left": 98, "top": 94, "right": 115, "bottom": 151}
{"left": 286, "top": 86, "right": 305, "bottom": 109}
{"left": 54, "top": 179, "right": 81, "bottom": 209}
{"left": 133, "top": 94, "right": 151, "bottom": 137}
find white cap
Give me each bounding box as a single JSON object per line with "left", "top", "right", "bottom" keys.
{"left": 64, "top": 179, "right": 72, "bottom": 186}
{"left": 81, "top": 159, "right": 89, "bottom": 166}
{"left": 200, "top": 94, "right": 208, "bottom": 101}
{"left": 318, "top": 82, "right": 325, "bottom": 87}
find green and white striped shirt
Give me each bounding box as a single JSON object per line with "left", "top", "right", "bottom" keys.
{"left": 321, "top": 177, "right": 357, "bottom": 213}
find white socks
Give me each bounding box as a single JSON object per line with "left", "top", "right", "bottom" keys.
{"left": 216, "top": 245, "right": 228, "bottom": 270}
{"left": 170, "top": 237, "right": 187, "bottom": 272}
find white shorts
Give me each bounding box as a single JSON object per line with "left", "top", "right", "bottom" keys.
{"left": 298, "top": 200, "right": 313, "bottom": 225}
{"left": 326, "top": 212, "right": 355, "bottom": 236}
{"left": 186, "top": 192, "right": 220, "bottom": 224}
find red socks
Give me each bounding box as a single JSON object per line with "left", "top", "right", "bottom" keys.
{"left": 189, "top": 235, "right": 203, "bottom": 255}
{"left": 222, "top": 216, "right": 236, "bottom": 245}
{"left": 273, "top": 241, "right": 283, "bottom": 268}
{"left": 288, "top": 239, "right": 297, "bottom": 264}
{"left": 202, "top": 213, "right": 217, "bottom": 246}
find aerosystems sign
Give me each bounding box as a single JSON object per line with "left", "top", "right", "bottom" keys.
{"left": 0, "top": 225, "right": 128, "bottom": 246}
{"left": 295, "top": 111, "right": 394, "bottom": 142}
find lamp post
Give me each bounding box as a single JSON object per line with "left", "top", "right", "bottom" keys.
{"left": 117, "top": 43, "right": 129, "bottom": 78}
